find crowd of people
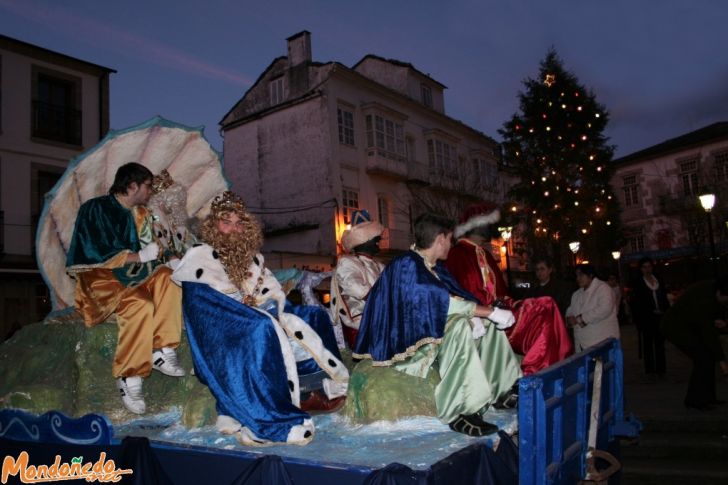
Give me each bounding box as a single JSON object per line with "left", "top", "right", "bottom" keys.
{"left": 65, "top": 162, "right": 727, "bottom": 446}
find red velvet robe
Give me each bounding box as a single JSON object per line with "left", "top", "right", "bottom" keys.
{"left": 444, "top": 239, "right": 573, "bottom": 374}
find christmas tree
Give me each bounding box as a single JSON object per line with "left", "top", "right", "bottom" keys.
{"left": 499, "top": 49, "right": 620, "bottom": 267}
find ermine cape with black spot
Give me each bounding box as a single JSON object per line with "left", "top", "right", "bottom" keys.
{"left": 172, "top": 244, "right": 347, "bottom": 444}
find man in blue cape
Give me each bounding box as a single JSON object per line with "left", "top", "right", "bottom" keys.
{"left": 353, "top": 214, "right": 522, "bottom": 436}
{"left": 172, "top": 192, "right": 348, "bottom": 446}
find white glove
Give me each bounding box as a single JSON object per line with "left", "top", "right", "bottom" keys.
{"left": 322, "top": 378, "right": 348, "bottom": 399}
{"left": 138, "top": 242, "right": 160, "bottom": 263}
{"left": 166, "top": 258, "right": 181, "bottom": 270}
{"left": 470, "top": 317, "right": 486, "bottom": 339}
{"left": 487, "top": 307, "right": 516, "bottom": 330}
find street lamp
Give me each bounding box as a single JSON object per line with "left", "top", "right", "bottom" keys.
{"left": 612, "top": 251, "right": 622, "bottom": 285}
{"left": 499, "top": 226, "right": 513, "bottom": 294}
{"left": 569, "top": 241, "right": 580, "bottom": 266}
{"left": 699, "top": 193, "right": 717, "bottom": 275}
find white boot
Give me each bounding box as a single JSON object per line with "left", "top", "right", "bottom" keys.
{"left": 116, "top": 376, "right": 145, "bottom": 414}
{"left": 216, "top": 415, "right": 242, "bottom": 434}
{"left": 152, "top": 347, "right": 185, "bottom": 377}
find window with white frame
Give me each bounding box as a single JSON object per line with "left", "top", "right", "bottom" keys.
{"left": 622, "top": 174, "right": 640, "bottom": 208}
{"left": 428, "top": 139, "right": 457, "bottom": 178}
{"left": 624, "top": 228, "right": 645, "bottom": 253}
{"left": 365, "top": 114, "right": 405, "bottom": 161}
{"left": 472, "top": 158, "right": 497, "bottom": 187}
{"left": 680, "top": 159, "right": 699, "bottom": 197}
{"left": 377, "top": 196, "right": 390, "bottom": 228}
{"left": 406, "top": 136, "right": 416, "bottom": 162}
{"left": 714, "top": 150, "right": 728, "bottom": 182}
{"left": 342, "top": 188, "right": 359, "bottom": 224}
{"left": 32, "top": 68, "right": 82, "bottom": 145}
{"left": 337, "top": 107, "right": 355, "bottom": 146}
{"left": 269, "top": 77, "right": 284, "bottom": 105}
{"left": 421, "top": 84, "right": 433, "bottom": 108}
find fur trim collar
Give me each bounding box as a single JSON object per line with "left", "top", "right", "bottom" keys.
{"left": 453, "top": 210, "right": 500, "bottom": 239}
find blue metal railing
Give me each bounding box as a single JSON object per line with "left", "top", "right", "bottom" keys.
{"left": 518, "top": 338, "right": 641, "bottom": 484}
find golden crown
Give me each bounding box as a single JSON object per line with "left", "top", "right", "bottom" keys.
{"left": 151, "top": 169, "right": 174, "bottom": 194}
{"left": 210, "top": 191, "right": 247, "bottom": 216}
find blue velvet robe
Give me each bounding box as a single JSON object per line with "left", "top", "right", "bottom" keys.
{"left": 182, "top": 282, "right": 308, "bottom": 443}
{"left": 353, "top": 250, "right": 477, "bottom": 364}
{"left": 182, "top": 283, "right": 343, "bottom": 443}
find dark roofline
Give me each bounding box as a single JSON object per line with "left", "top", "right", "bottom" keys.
{"left": 221, "top": 59, "right": 497, "bottom": 147}
{"left": 0, "top": 34, "right": 116, "bottom": 74}
{"left": 352, "top": 54, "right": 448, "bottom": 89}
{"left": 219, "top": 56, "right": 287, "bottom": 125}
{"left": 329, "top": 63, "right": 496, "bottom": 146}
{"left": 614, "top": 121, "right": 728, "bottom": 165}
{"left": 286, "top": 30, "right": 311, "bottom": 42}
{"left": 221, "top": 89, "right": 324, "bottom": 132}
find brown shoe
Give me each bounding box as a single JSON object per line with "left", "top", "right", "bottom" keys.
{"left": 299, "top": 390, "right": 346, "bottom": 414}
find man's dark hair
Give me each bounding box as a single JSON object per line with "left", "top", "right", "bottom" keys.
{"left": 533, "top": 255, "right": 554, "bottom": 268}
{"left": 575, "top": 263, "right": 597, "bottom": 278}
{"left": 414, "top": 213, "right": 454, "bottom": 249}
{"left": 109, "top": 162, "right": 153, "bottom": 195}
{"left": 638, "top": 256, "right": 654, "bottom": 267}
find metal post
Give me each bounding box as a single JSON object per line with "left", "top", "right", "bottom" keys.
{"left": 504, "top": 242, "right": 512, "bottom": 294}
{"left": 706, "top": 210, "right": 717, "bottom": 276}
{"left": 699, "top": 193, "right": 717, "bottom": 277}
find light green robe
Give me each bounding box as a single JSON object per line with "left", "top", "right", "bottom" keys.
{"left": 394, "top": 298, "right": 522, "bottom": 423}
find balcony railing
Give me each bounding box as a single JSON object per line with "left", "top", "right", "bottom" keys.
{"left": 365, "top": 152, "right": 408, "bottom": 180}
{"left": 32, "top": 100, "right": 82, "bottom": 145}
{"left": 658, "top": 194, "right": 700, "bottom": 214}
{"left": 406, "top": 161, "right": 429, "bottom": 185}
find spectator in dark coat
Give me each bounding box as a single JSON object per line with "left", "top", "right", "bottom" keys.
{"left": 526, "top": 256, "right": 574, "bottom": 320}
{"left": 630, "top": 257, "right": 670, "bottom": 376}
{"left": 661, "top": 277, "right": 728, "bottom": 410}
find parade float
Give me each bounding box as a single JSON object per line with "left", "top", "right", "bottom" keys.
{"left": 0, "top": 117, "right": 639, "bottom": 484}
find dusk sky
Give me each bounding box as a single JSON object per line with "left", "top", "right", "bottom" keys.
{"left": 2, "top": 0, "right": 727, "bottom": 158}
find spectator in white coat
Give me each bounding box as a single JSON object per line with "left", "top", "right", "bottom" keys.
{"left": 566, "top": 264, "right": 620, "bottom": 352}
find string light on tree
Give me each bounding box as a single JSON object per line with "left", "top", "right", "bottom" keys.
{"left": 499, "top": 48, "right": 620, "bottom": 262}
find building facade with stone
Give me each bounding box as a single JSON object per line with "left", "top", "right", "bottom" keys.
{"left": 611, "top": 122, "right": 728, "bottom": 279}
{"left": 0, "top": 34, "right": 114, "bottom": 335}
{"left": 220, "top": 31, "right": 508, "bottom": 269}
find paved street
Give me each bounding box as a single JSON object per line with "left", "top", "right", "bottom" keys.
{"left": 621, "top": 320, "right": 727, "bottom": 418}
{"left": 619, "top": 321, "right": 728, "bottom": 484}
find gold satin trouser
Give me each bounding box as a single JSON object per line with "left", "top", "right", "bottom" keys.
{"left": 75, "top": 266, "right": 182, "bottom": 378}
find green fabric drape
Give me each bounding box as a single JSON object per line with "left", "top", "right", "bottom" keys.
{"left": 395, "top": 298, "right": 522, "bottom": 423}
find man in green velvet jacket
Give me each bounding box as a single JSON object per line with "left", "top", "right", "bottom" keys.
{"left": 66, "top": 162, "right": 185, "bottom": 415}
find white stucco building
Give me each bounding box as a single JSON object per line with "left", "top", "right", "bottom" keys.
{"left": 611, "top": 122, "right": 728, "bottom": 277}
{"left": 220, "top": 31, "right": 508, "bottom": 269}
{"left": 0, "top": 34, "right": 114, "bottom": 333}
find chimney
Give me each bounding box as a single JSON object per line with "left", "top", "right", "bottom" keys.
{"left": 287, "top": 31, "right": 312, "bottom": 67}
